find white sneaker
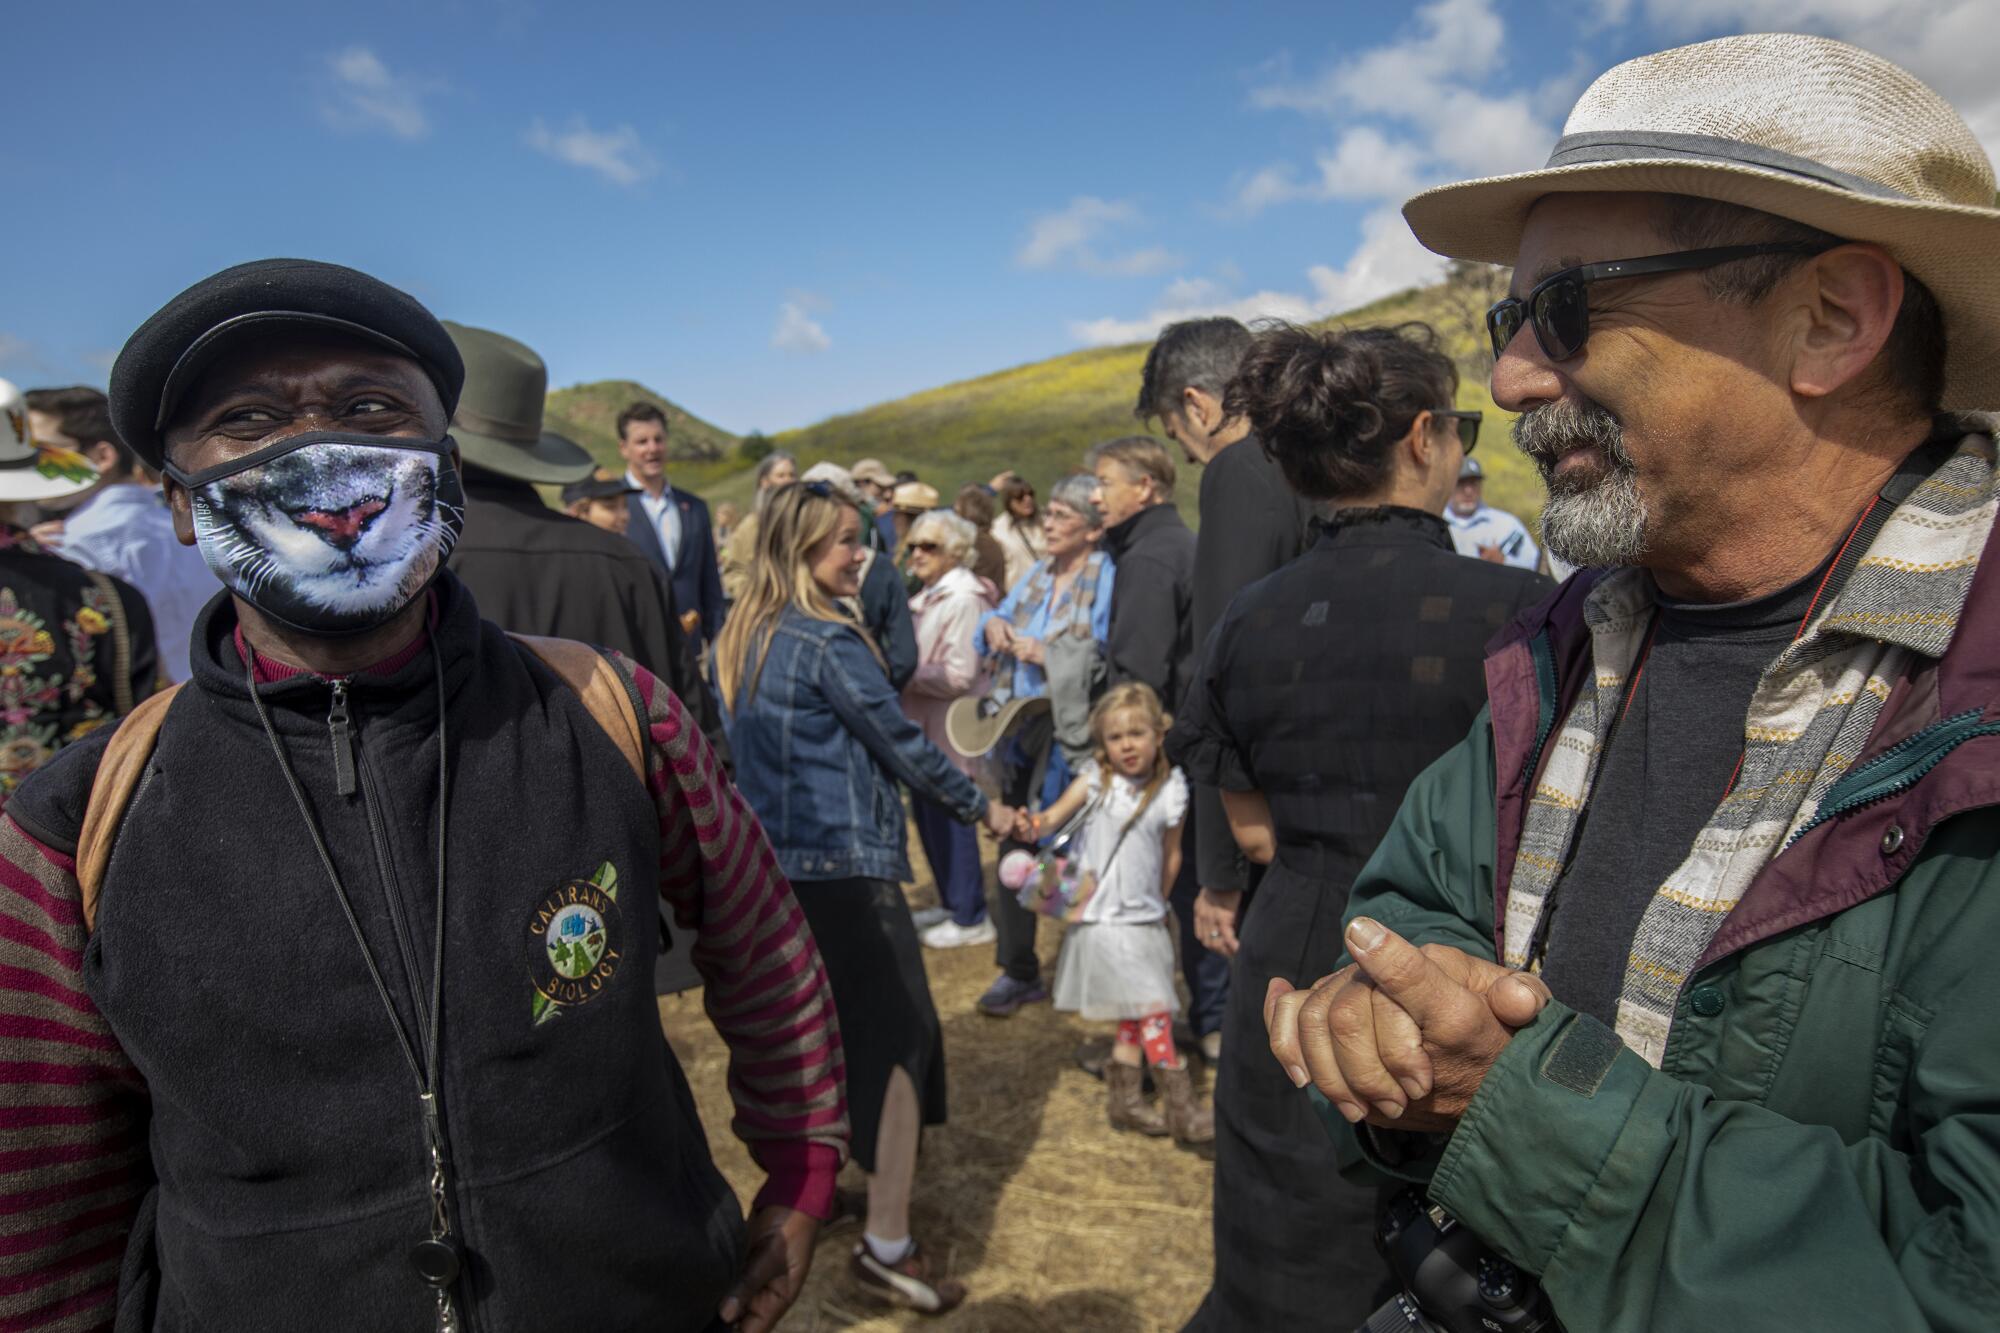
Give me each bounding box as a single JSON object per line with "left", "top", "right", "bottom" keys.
{"left": 921, "top": 918, "right": 997, "bottom": 949}
{"left": 910, "top": 906, "right": 950, "bottom": 930}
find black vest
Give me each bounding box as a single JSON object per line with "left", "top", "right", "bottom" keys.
{"left": 69, "top": 576, "right": 741, "bottom": 1331}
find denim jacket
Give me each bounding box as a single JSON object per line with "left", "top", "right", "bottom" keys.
{"left": 723, "top": 606, "right": 987, "bottom": 884}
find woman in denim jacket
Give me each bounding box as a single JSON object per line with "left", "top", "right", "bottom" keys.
{"left": 715, "top": 481, "right": 1015, "bottom": 1316}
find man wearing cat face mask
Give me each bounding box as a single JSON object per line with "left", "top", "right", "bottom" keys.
{"left": 0, "top": 260, "right": 848, "bottom": 1332}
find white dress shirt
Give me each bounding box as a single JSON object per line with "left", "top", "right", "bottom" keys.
{"left": 51, "top": 483, "right": 215, "bottom": 683}
{"left": 627, "top": 471, "right": 682, "bottom": 571}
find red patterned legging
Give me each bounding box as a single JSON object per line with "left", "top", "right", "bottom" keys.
{"left": 1116, "top": 1012, "right": 1178, "bottom": 1068}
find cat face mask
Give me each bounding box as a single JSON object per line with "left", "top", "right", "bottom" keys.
{"left": 166, "top": 430, "right": 464, "bottom": 636}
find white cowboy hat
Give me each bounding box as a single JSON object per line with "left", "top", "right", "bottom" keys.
{"left": 0, "top": 379, "right": 100, "bottom": 503}
{"left": 1401, "top": 33, "right": 2000, "bottom": 410}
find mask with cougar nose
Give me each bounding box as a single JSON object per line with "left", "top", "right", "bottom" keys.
{"left": 166, "top": 430, "right": 465, "bottom": 635}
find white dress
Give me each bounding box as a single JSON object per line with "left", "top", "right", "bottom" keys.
{"left": 1051, "top": 763, "right": 1189, "bottom": 1021}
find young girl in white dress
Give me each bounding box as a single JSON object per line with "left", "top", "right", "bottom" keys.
{"left": 1024, "top": 682, "right": 1214, "bottom": 1143}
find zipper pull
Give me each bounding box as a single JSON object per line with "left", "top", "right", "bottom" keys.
{"left": 328, "top": 680, "right": 357, "bottom": 797}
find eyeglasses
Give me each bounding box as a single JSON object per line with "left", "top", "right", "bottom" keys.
{"left": 1435, "top": 409, "right": 1481, "bottom": 453}
{"left": 1486, "top": 243, "right": 1834, "bottom": 362}
{"left": 908, "top": 540, "right": 942, "bottom": 554}
{"left": 801, "top": 480, "right": 836, "bottom": 499}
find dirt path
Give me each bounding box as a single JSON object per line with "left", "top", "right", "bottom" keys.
{"left": 660, "top": 873, "right": 1217, "bottom": 1331}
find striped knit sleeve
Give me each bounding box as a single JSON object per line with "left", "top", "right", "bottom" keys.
{"left": 0, "top": 816, "right": 149, "bottom": 1332}
{"left": 614, "top": 654, "right": 849, "bottom": 1219}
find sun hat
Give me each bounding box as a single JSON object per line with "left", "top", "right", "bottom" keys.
{"left": 1458, "top": 456, "right": 1484, "bottom": 481}
{"left": 109, "top": 259, "right": 465, "bottom": 471}
{"left": 0, "top": 379, "right": 99, "bottom": 503}
{"left": 799, "top": 461, "right": 863, "bottom": 506}
{"left": 851, "top": 458, "right": 895, "bottom": 487}
{"left": 561, "top": 468, "right": 639, "bottom": 507}
{"left": 442, "top": 322, "right": 595, "bottom": 485}
{"left": 892, "top": 481, "right": 940, "bottom": 513}
{"left": 945, "top": 694, "right": 1050, "bottom": 760}
{"left": 1401, "top": 33, "right": 2000, "bottom": 409}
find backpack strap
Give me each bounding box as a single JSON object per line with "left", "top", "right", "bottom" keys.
{"left": 508, "top": 634, "right": 649, "bottom": 785}
{"left": 78, "top": 683, "right": 185, "bottom": 933}
{"left": 74, "top": 638, "right": 651, "bottom": 937}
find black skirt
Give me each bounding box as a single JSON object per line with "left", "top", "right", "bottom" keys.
{"left": 1185, "top": 853, "right": 1391, "bottom": 1331}
{"left": 793, "top": 877, "right": 948, "bottom": 1173}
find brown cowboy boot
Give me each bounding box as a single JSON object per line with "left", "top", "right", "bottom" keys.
{"left": 1158, "top": 1060, "right": 1215, "bottom": 1144}
{"left": 1105, "top": 1060, "right": 1167, "bottom": 1135}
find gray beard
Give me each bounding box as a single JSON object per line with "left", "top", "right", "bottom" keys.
{"left": 1515, "top": 399, "right": 1649, "bottom": 569}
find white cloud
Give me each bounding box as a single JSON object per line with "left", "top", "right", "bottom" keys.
{"left": 772, "top": 301, "right": 831, "bottom": 353}
{"left": 1234, "top": 0, "right": 1557, "bottom": 218}
{"left": 319, "top": 47, "right": 433, "bottom": 140}
{"left": 1017, "top": 196, "right": 1182, "bottom": 276}
{"left": 1231, "top": 126, "right": 1428, "bottom": 214}
{"left": 525, "top": 117, "right": 657, "bottom": 186}
{"left": 1068, "top": 207, "right": 1444, "bottom": 346}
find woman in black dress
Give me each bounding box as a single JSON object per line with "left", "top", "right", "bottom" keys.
{"left": 1169, "top": 323, "right": 1551, "bottom": 1331}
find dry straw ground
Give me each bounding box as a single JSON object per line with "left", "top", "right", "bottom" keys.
{"left": 659, "top": 851, "right": 1218, "bottom": 1332}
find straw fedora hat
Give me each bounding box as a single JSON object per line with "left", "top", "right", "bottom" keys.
{"left": 1402, "top": 33, "right": 2000, "bottom": 410}
{"left": 441, "top": 321, "right": 595, "bottom": 484}
{"left": 0, "top": 379, "right": 99, "bottom": 503}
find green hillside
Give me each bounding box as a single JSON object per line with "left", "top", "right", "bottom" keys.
{"left": 546, "top": 277, "right": 1545, "bottom": 529}
{"left": 543, "top": 379, "right": 746, "bottom": 491}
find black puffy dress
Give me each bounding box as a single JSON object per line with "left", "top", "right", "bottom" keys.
{"left": 1168, "top": 507, "right": 1551, "bottom": 1331}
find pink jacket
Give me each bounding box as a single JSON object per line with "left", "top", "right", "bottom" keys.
{"left": 902, "top": 565, "right": 1000, "bottom": 776}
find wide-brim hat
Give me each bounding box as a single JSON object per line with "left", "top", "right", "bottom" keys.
{"left": 892, "top": 481, "right": 940, "bottom": 513}
{"left": 1401, "top": 33, "right": 2000, "bottom": 410}
{"left": 945, "top": 694, "right": 1050, "bottom": 760}
{"left": 442, "top": 321, "right": 594, "bottom": 485}
{"left": 0, "top": 379, "right": 99, "bottom": 503}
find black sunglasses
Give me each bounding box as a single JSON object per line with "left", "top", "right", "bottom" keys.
{"left": 1486, "top": 243, "right": 1833, "bottom": 362}
{"left": 1435, "top": 409, "right": 1481, "bottom": 453}
{"left": 909, "top": 540, "right": 943, "bottom": 554}
{"left": 801, "top": 480, "right": 837, "bottom": 499}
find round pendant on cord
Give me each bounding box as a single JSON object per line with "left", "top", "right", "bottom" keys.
{"left": 410, "top": 1237, "right": 461, "bottom": 1287}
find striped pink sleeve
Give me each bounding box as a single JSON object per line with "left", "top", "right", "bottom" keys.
{"left": 616, "top": 656, "right": 849, "bottom": 1219}
{"left": 0, "top": 817, "right": 149, "bottom": 1332}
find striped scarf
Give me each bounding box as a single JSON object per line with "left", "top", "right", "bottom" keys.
{"left": 1502, "top": 429, "right": 1999, "bottom": 1067}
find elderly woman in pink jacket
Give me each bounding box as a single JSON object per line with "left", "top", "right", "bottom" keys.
{"left": 902, "top": 507, "right": 1002, "bottom": 948}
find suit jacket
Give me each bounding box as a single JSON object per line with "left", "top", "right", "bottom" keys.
{"left": 626, "top": 484, "right": 726, "bottom": 643}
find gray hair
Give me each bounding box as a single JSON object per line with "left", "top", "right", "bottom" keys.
{"left": 1047, "top": 473, "right": 1104, "bottom": 526}
{"left": 754, "top": 450, "right": 798, "bottom": 486}
{"left": 1135, "top": 316, "right": 1252, "bottom": 420}
{"left": 908, "top": 508, "right": 978, "bottom": 568}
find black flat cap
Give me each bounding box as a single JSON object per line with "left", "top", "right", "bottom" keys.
{"left": 109, "top": 258, "right": 465, "bottom": 470}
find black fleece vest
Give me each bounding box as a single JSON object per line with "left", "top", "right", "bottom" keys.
{"left": 70, "top": 578, "right": 741, "bottom": 1332}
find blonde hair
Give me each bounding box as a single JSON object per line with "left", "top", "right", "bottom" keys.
{"left": 714, "top": 482, "right": 882, "bottom": 708}
{"left": 1088, "top": 681, "right": 1173, "bottom": 813}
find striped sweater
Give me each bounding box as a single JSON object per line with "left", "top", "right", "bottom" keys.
{"left": 0, "top": 644, "right": 846, "bottom": 1330}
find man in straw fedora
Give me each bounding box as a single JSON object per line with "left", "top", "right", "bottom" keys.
{"left": 1266, "top": 34, "right": 2000, "bottom": 1331}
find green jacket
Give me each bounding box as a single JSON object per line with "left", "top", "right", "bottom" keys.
{"left": 1332, "top": 557, "right": 2000, "bottom": 1331}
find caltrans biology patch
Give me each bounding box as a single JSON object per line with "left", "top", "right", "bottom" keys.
{"left": 528, "top": 861, "right": 625, "bottom": 1025}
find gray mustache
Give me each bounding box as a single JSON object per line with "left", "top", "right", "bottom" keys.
{"left": 1513, "top": 399, "right": 1629, "bottom": 467}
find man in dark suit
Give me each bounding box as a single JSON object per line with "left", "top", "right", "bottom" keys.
{"left": 618, "top": 402, "right": 725, "bottom": 643}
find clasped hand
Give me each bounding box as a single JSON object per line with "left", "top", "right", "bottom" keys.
{"left": 1264, "top": 918, "right": 1550, "bottom": 1133}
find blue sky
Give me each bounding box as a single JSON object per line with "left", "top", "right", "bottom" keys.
{"left": 7, "top": 0, "right": 1992, "bottom": 433}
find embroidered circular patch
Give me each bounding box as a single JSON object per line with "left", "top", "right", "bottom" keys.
{"left": 527, "top": 861, "right": 624, "bottom": 1025}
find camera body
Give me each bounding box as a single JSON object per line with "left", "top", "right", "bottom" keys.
{"left": 1356, "top": 1190, "right": 1561, "bottom": 1333}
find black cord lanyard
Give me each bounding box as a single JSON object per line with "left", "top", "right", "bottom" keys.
{"left": 247, "top": 645, "right": 460, "bottom": 1332}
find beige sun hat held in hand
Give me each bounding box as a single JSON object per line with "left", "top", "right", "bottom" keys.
{"left": 1401, "top": 33, "right": 2000, "bottom": 409}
